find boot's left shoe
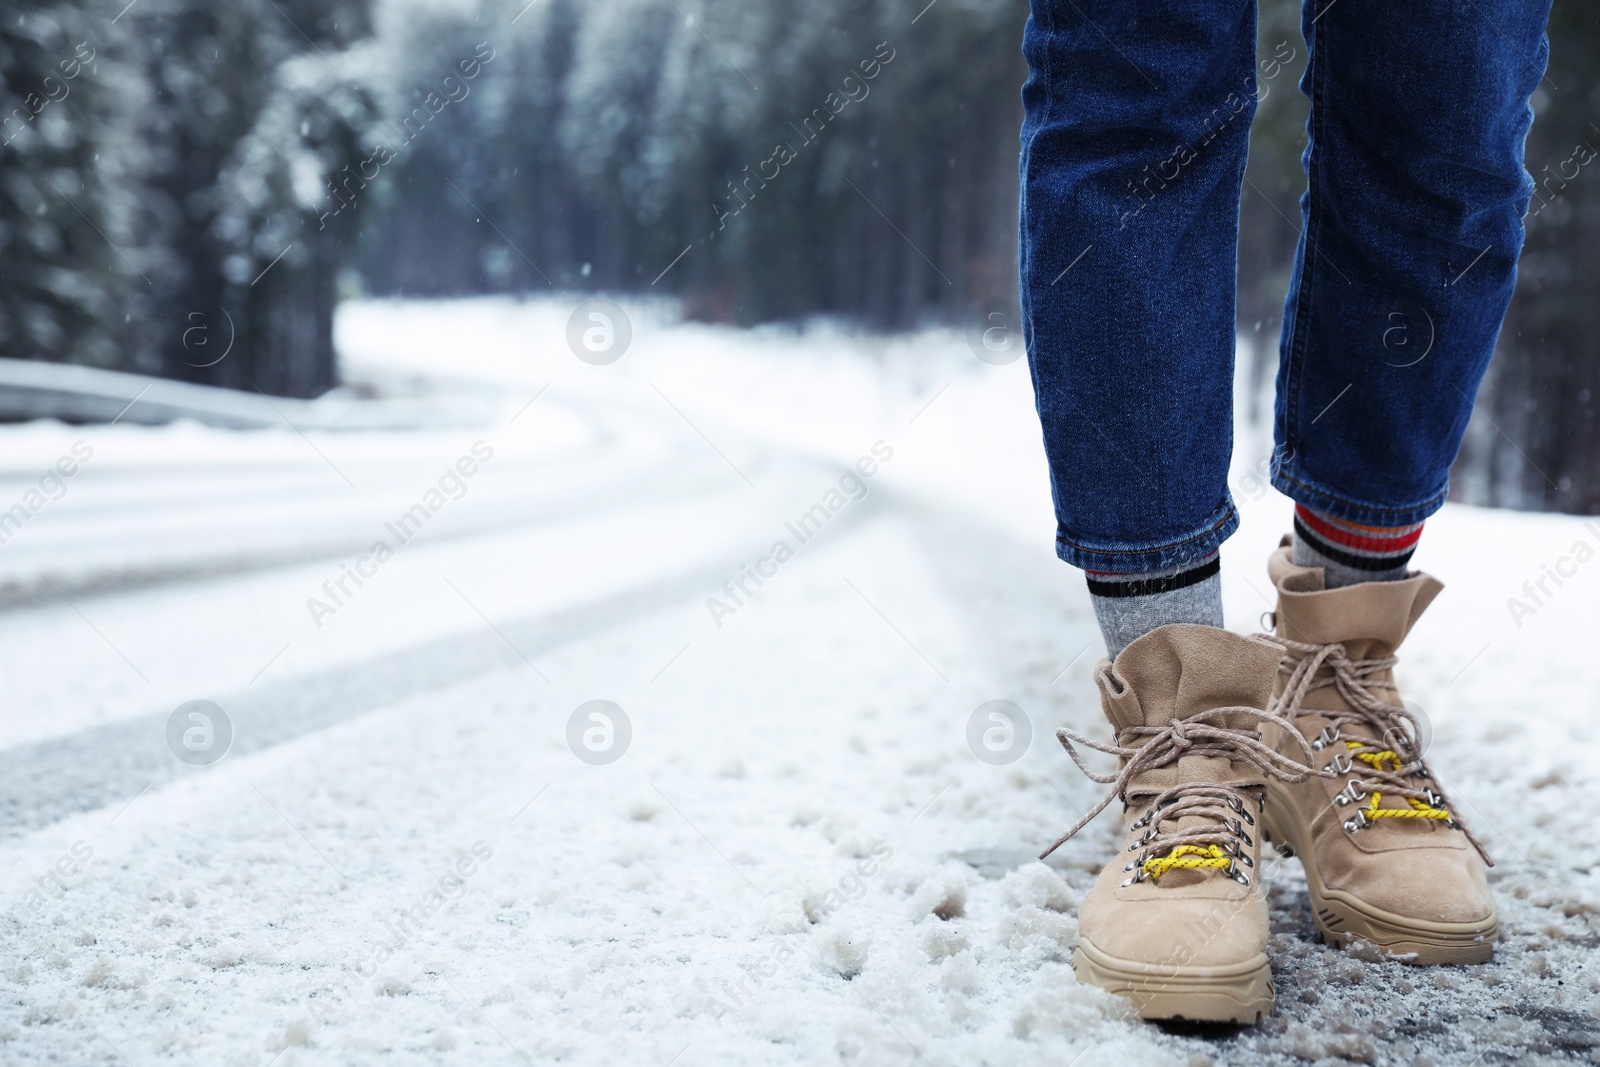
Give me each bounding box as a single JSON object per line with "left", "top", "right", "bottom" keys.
{"left": 1042, "top": 624, "right": 1326, "bottom": 1023}
{"left": 1258, "top": 537, "right": 1497, "bottom": 964}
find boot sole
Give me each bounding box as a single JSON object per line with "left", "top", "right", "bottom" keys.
{"left": 1262, "top": 782, "right": 1497, "bottom": 965}
{"left": 1072, "top": 937, "right": 1273, "bottom": 1024}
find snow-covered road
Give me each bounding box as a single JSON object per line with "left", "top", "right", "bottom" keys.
{"left": 2, "top": 298, "right": 1598, "bottom": 1066}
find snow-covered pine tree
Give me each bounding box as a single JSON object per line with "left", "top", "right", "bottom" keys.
{"left": 115, "top": 0, "right": 375, "bottom": 396}
{"left": 211, "top": 47, "right": 379, "bottom": 397}
{"left": 473, "top": 0, "right": 594, "bottom": 292}
{"left": 355, "top": 0, "right": 511, "bottom": 298}
{"left": 0, "top": 2, "right": 129, "bottom": 368}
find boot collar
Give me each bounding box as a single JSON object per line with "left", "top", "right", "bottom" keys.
{"left": 1267, "top": 539, "right": 1442, "bottom": 660}
{"left": 1096, "top": 624, "right": 1283, "bottom": 735}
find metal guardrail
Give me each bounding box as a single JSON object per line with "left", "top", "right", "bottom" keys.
{"left": 0, "top": 358, "right": 495, "bottom": 430}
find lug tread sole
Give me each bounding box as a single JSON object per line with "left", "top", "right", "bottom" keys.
{"left": 1072, "top": 937, "right": 1273, "bottom": 1024}
{"left": 1262, "top": 782, "right": 1497, "bottom": 965}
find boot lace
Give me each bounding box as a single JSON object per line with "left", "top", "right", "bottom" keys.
{"left": 1265, "top": 635, "right": 1492, "bottom": 865}
{"left": 1040, "top": 705, "right": 1327, "bottom": 887}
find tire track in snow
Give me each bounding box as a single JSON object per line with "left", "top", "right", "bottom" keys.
{"left": 0, "top": 455, "right": 726, "bottom": 610}
{"left": 0, "top": 490, "right": 889, "bottom": 839}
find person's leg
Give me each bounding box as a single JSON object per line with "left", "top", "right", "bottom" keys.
{"left": 1261, "top": 0, "right": 1551, "bottom": 964}
{"left": 1020, "top": 0, "right": 1257, "bottom": 655}
{"left": 1022, "top": 0, "right": 1308, "bottom": 1025}
{"left": 1271, "top": 0, "right": 1553, "bottom": 538}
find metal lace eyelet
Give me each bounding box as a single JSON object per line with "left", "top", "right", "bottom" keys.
{"left": 1226, "top": 863, "right": 1251, "bottom": 886}
{"left": 1261, "top": 610, "right": 1277, "bottom": 630}
{"left": 1334, "top": 780, "right": 1367, "bottom": 807}
{"left": 1120, "top": 868, "right": 1148, "bottom": 888}
{"left": 1221, "top": 841, "right": 1254, "bottom": 868}
{"left": 1424, "top": 789, "right": 1446, "bottom": 809}
{"left": 1226, "top": 796, "right": 1257, "bottom": 825}
{"left": 1215, "top": 837, "right": 1255, "bottom": 867}
{"left": 1325, "top": 753, "right": 1352, "bottom": 775}
{"left": 1311, "top": 725, "right": 1340, "bottom": 751}
{"left": 1342, "top": 810, "right": 1369, "bottom": 833}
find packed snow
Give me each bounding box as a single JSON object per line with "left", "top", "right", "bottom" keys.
{"left": 1, "top": 296, "right": 1597, "bottom": 1066}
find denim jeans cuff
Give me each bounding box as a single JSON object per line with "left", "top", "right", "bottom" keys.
{"left": 1269, "top": 468, "right": 1449, "bottom": 529}
{"left": 1053, "top": 499, "right": 1240, "bottom": 574}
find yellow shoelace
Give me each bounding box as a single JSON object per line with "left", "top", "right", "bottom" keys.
{"left": 1347, "top": 742, "right": 1451, "bottom": 822}
{"left": 1141, "top": 843, "right": 1231, "bottom": 879}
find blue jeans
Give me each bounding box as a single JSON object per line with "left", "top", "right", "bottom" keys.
{"left": 1019, "top": 0, "right": 1552, "bottom": 573}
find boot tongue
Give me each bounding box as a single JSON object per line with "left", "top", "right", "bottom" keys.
{"left": 1268, "top": 543, "right": 1443, "bottom": 660}
{"left": 1096, "top": 624, "right": 1284, "bottom": 799}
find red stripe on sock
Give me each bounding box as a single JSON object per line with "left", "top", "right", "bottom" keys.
{"left": 1294, "top": 505, "right": 1422, "bottom": 556}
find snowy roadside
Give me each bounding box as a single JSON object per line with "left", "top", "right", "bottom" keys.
{"left": 0, "top": 296, "right": 1596, "bottom": 1066}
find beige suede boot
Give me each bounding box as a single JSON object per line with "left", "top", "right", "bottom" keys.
{"left": 1258, "top": 537, "right": 1497, "bottom": 964}
{"left": 1042, "top": 624, "right": 1324, "bottom": 1024}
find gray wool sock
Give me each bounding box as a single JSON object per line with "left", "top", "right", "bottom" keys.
{"left": 1086, "top": 553, "right": 1224, "bottom": 659}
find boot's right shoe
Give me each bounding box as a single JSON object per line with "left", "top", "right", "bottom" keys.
{"left": 1258, "top": 541, "right": 1497, "bottom": 964}
{"left": 1042, "top": 624, "right": 1324, "bottom": 1024}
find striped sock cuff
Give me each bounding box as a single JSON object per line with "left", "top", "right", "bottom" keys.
{"left": 1085, "top": 551, "right": 1220, "bottom": 599}
{"left": 1085, "top": 552, "right": 1224, "bottom": 657}
{"left": 1292, "top": 505, "right": 1422, "bottom": 572}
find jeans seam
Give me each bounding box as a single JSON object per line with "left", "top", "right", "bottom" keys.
{"left": 1282, "top": 7, "right": 1328, "bottom": 473}
{"left": 1041, "top": 0, "right": 1055, "bottom": 123}
{"left": 1020, "top": 0, "right": 1053, "bottom": 374}
{"left": 1054, "top": 502, "right": 1238, "bottom": 557}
